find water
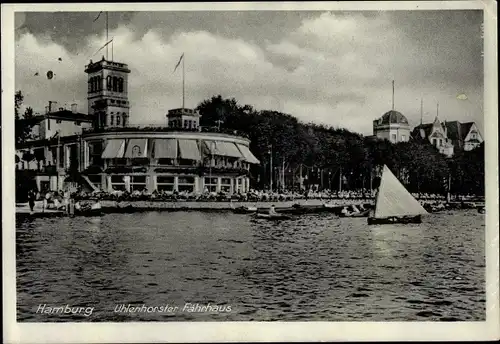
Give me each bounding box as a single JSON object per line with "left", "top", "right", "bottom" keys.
{"left": 16, "top": 210, "right": 485, "bottom": 322}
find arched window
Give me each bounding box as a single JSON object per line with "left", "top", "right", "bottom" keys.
{"left": 118, "top": 78, "right": 124, "bottom": 92}
{"left": 116, "top": 116, "right": 121, "bottom": 126}
{"left": 88, "top": 79, "right": 92, "bottom": 92}
{"left": 96, "top": 76, "right": 101, "bottom": 91}
{"left": 112, "top": 77, "right": 118, "bottom": 91}
{"left": 107, "top": 76, "right": 112, "bottom": 90}
{"left": 110, "top": 115, "right": 114, "bottom": 125}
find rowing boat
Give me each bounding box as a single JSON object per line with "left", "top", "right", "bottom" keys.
{"left": 255, "top": 213, "right": 291, "bottom": 220}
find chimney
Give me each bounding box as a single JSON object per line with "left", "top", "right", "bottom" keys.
{"left": 71, "top": 103, "right": 77, "bottom": 113}
{"left": 48, "top": 101, "right": 57, "bottom": 113}
{"left": 45, "top": 106, "right": 50, "bottom": 114}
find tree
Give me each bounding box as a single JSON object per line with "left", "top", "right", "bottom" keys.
{"left": 15, "top": 90, "right": 37, "bottom": 144}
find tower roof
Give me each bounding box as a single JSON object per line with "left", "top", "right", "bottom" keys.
{"left": 378, "top": 110, "right": 409, "bottom": 125}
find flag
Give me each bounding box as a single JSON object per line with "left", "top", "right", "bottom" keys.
{"left": 93, "top": 11, "right": 103, "bottom": 22}
{"left": 173, "top": 53, "right": 184, "bottom": 73}
{"left": 93, "top": 38, "right": 113, "bottom": 56}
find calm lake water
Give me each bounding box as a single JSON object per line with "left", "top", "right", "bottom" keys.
{"left": 16, "top": 210, "right": 485, "bottom": 322}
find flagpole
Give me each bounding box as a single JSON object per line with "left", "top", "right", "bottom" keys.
{"left": 182, "top": 54, "right": 185, "bottom": 109}
{"left": 106, "top": 12, "right": 109, "bottom": 60}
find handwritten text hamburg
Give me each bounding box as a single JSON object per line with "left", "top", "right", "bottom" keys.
{"left": 114, "top": 303, "right": 232, "bottom": 313}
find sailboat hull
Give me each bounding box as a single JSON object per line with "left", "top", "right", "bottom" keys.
{"left": 367, "top": 215, "right": 422, "bottom": 225}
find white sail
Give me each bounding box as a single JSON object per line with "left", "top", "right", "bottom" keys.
{"left": 374, "top": 165, "right": 428, "bottom": 218}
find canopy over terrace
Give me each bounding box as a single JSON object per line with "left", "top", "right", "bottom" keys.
{"left": 99, "top": 137, "right": 260, "bottom": 164}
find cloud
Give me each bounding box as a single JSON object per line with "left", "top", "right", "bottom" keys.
{"left": 15, "top": 11, "right": 483, "bottom": 135}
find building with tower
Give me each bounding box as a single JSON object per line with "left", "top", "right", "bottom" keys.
{"left": 372, "top": 110, "right": 411, "bottom": 143}
{"left": 372, "top": 81, "right": 411, "bottom": 143}
{"left": 85, "top": 57, "right": 131, "bottom": 129}
{"left": 16, "top": 56, "right": 260, "bottom": 194}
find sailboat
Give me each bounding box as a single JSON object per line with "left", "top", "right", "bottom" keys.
{"left": 367, "top": 165, "right": 428, "bottom": 225}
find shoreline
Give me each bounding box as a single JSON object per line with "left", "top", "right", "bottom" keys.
{"left": 15, "top": 198, "right": 484, "bottom": 219}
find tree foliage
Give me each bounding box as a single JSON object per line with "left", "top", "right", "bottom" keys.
{"left": 15, "top": 90, "right": 37, "bottom": 144}
{"left": 197, "top": 95, "right": 484, "bottom": 195}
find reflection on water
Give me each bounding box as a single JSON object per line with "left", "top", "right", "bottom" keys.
{"left": 16, "top": 210, "right": 485, "bottom": 322}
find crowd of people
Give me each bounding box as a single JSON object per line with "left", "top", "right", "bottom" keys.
{"left": 58, "top": 187, "right": 476, "bottom": 203}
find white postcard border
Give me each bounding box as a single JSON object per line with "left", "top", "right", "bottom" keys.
{"left": 2, "top": 1, "right": 498, "bottom": 343}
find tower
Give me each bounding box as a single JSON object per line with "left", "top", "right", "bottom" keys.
{"left": 85, "top": 57, "right": 131, "bottom": 129}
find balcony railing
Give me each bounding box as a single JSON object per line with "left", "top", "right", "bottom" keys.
{"left": 82, "top": 125, "right": 250, "bottom": 139}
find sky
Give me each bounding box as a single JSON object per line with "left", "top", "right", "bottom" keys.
{"left": 14, "top": 9, "right": 484, "bottom": 135}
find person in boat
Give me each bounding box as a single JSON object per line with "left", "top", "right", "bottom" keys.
{"left": 351, "top": 204, "right": 360, "bottom": 214}
{"left": 341, "top": 206, "right": 350, "bottom": 216}
{"left": 358, "top": 204, "right": 366, "bottom": 211}
{"left": 268, "top": 205, "right": 278, "bottom": 216}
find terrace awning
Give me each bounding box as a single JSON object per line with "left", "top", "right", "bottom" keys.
{"left": 203, "top": 140, "right": 217, "bottom": 155}
{"left": 204, "top": 140, "right": 243, "bottom": 158}
{"left": 178, "top": 139, "right": 201, "bottom": 161}
{"left": 101, "top": 139, "right": 125, "bottom": 159}
{"left": 153, "top": 139, "right": 177, "bottom": 159}
{"left": 124, "top": 139, "right": 148, "bottom": 158}
{"left": 217, "top": 141, "right": 244, "bottom": 158}
{"left": 236, "top": 144, "right": 260, "bottom": 164}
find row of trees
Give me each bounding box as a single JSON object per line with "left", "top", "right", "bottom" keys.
{"left": 197, "top": 95, "right": 484, "bottom": 195}
{"left": 14, "top": 92, "right": 484, "bottom": 196}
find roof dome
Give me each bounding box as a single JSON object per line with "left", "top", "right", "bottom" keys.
{"left": 379, "top": 110, "right": 409, "bottom": 125}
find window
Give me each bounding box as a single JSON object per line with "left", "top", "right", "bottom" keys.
{"left": 221, "top": 178, "right": 231, "bottom": 193}
{"left": 130, "top": 175, "right": 147, "bottom": 191}
{"left": 204, "top": 177, "right": 218, "bottom": 192}
{"left": 59, "top": 148, "right": 64, "bottom": 168}
{"left": 391, "top": 134, "right": 397, "bottom": 142}
{"left": 89, "top": 141, "right": 103, "bottom": 166}
{"left": 110, "top": 115, "right": 114, "bottom": 125}
{"left": 111, "top": 175, "right": 126, "bottom": 191}
{"left": 178, "top": 158, "right": 196, "bottom": 166}
{"left": 96, "top": 76, "right": 101, "bottom": 91}
{"left": 113, "top": 77, "right": 118, "bottom": 91}
{"left": 178, "top": 176, "right": 195, "bottom": 193}
{"left": 157, "top": 176, "right": 175, "bottom": 192}
{"left": 158, "top": 158, "right": 174, "bottom": 166}
{"left": 118, "top": 78, "right": 124, "bottom": 92}
{"left": 116, "top": 116, "right": 121, "bottom": 126}
{"left": 184, "top": 120, "right": 188, "bottom": 128}
{"left": 107, "top": 76, "right": 112, "bottom": 90}
{"left": 112, "top": 158, "right": 127, "bottom": 166}
{"left": 87, "top": 175, "right": 102, "bottom": 190}
{"left": 401, "top": 135, "right": 406, "bottom": 142}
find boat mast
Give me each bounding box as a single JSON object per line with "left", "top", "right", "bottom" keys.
{"left": 420, "top": 98, "right": 423, "bottom": 125}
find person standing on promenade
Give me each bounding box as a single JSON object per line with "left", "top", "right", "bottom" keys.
{"left": 28, "top": 189, "right": 36, "bottom": 213}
